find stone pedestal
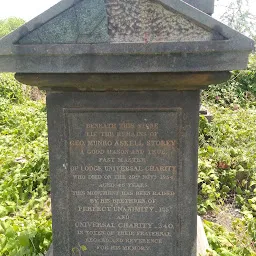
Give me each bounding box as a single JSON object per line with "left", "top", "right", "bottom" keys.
{"left": 16, "top": 72, "right": 229, "bottom": 256}
{"left": 46, "top": 91, "right": 199, "bottom": 255}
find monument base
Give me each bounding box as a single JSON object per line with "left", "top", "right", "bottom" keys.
{"left": 46, "top": 91, "right": 199, "bottom": 256}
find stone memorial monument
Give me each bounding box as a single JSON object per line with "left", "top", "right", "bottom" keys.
{"left": 0, "top": 0, "right": 253, "bottom": 255}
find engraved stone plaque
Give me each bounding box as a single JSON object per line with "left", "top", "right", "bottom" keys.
{"left": 47, "top": 91, "right": 200, "bottom": 256}
{"left": 67, "top": 109, "right": 180, "bottom": 255}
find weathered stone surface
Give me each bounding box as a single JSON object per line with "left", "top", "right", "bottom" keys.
{"left": 46, "top": 216, "right": 210, "bottom": 256}
{"left": 19, "top": 7, "right": 78, "bottom": 44}
{"left": 47, "top": 91, "right": 200, "bottom": 256}
{"left": 0, "top": 0, "right": 253, "bottom": 73}
{"left": 106, "top": 0, "right": 216, "bottom": 43}
{"left": 19, "top": 0, "right": 109, "bottom": 44}
{"left": 15, "top": 72, "right": 231, "bottom": 91}
{"left": 75, "top": 0, "right": 109, "bottom": 43}
{"left": 19, "top": 0, "right": 216, "bottom": 45}
{"left": 200, "top": 106, "right": 213, "bottom": 122}
{"left": 0, "top": 50, "right": 251, "bottom": 73}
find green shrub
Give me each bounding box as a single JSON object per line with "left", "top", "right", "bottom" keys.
{"left": 201, "top": 54, "right": 256, "bottom": 108}
{"left": 0, "top": 75, "right": 51, "bottom": 255}
{"left": 0, "top": 73, "right": 28, "bottom": 104}
{"left": 198, "top": 108, "right": 256, "bottom": 214}
{"left": 204, "top": 219, "right": 256, "bottom": 255}
{"left": 0, "top": 17, "right": 25, "bottom": 38}
{"left": 198, "top": 106, "right": 256, "bottom": 254}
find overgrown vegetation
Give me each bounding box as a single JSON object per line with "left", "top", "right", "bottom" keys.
{"left": 0, "top": 74, "right": 51, "bottom": 255}
{"left": 201, "top": 72, "right": 256, "bottom": 108}
{"left": 199, "top": 54, "right": 256, "bottom": 255}
{"left": 0, "top": 18, "right": 52, "bottom": 256}
{"left": 0, "top": 18, "right": 25, "bottom": 38}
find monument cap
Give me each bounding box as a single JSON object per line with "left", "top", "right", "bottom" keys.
{"left": 0, "top": 0, "right": 253, "bottom": 74}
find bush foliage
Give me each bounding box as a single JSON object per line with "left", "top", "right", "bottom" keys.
{"left": 0, "top": 17, "right": 24, "bottom": 38}
{"left": 199, "top": 54, "right": 256, "bottom": 254}
{"left": 0, "top": 74, "right": 51, "bottom": 255}
{"left": 201, "top": 54, "right": 256, "bottom": 108}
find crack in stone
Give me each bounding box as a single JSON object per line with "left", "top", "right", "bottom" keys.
{"left": 73, "top": 6, "right": 80, "bottom": 44}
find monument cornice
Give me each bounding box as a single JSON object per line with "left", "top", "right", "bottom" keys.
{"left": 0, "top": 0, "right": 253, "bottom": 74}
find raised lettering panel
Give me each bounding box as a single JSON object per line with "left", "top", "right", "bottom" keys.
{"left": 64, "top": 109, "right": 181, "bottom": 256}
